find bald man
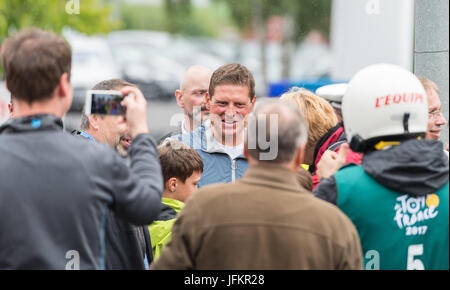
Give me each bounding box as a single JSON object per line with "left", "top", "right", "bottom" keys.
{"left": 159, "top": 66, "right": 212, "bottom": 143}
{"left": 175, "top": 65, "right": 213, "bottom": 133}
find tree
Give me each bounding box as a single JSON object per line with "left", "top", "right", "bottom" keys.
{"left": 214, "top": 0, "right": 331, "bottom": 83}
{"left": 163, "top": 0, "right": 192, "bottom": 34}
{"left": 122, "top": 0, "right": 223, "bottom": 37}
{"left": 0, "top": 0, "right": 120, "bottom": 39}
{"left": 0, "top": 0, "right": 120, "bottom": 78}
{"left": 281, "top": 0, "right": 332, "bottom": 79}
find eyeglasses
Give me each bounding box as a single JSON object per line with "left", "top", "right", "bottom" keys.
{"left": 428, "top": 110, "right": 443, "bottom": 120}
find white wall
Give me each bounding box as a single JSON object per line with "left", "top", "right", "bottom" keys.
{"left": 330, "top": 0, "right": 414, "bottom": 80}
{"left": 414, "top": 0, "right": 449, "bottom": 144}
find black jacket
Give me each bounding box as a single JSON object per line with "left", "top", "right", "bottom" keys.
{"left": 313, "top": 139, "right": 449, "bottom": 204}
{"left": 0, "top": 115, "right": 163, "bottom": 269}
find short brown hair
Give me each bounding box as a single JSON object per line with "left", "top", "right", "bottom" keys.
{"left": 158, "top": 139, "right": 203, "bottom": 185}
{"left": 80, "top": 79, "right": 137, "bottom": 130}
{"left": 2, "top": 28, "right": 71, "bottom": 104}
{"left": 209, "top": 63, "right": 255, "bottom": 101}
{"left": 280, "top": 88, "right": 338, "bottom": 148}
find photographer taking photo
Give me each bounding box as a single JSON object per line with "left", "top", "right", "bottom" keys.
{"left": 0, "top": 28, "right": 163, "bottom": 270}
{"left": 72, "top": 79, "right": 153, "bottom": 269}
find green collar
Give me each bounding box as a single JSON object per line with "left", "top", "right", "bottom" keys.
{"left": 162, "top": 197, "right": 185, "bottom": 213}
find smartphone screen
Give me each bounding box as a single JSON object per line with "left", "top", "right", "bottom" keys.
{"left": 89, "top": 91, "right": 125, "bottom": 115}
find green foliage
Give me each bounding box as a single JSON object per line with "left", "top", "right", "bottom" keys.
{"left": 213, "top": 0, "right": 253, "bottom": 31}
{"left": 289, "top": 0, "right": 332, "bottom": 41}
{"left": 213, "top": 0, "right": 332, "bottom": 41}
{"left": 121, "top": 4, "right": 168, "bottom": 32}
{"left": 0, "top": 0, "right": 120, "bottom": 38}
{"left": 121, "top": 1, "right": 231, "bottom": 37}
{"left": 121, "top": 0, "right": 331, "bottom": 39}
{"left": 164, "top": 0, "right": 192, "bottom": 34}
{"left": 0, "top": 0, "right": 120, "bottom": 78}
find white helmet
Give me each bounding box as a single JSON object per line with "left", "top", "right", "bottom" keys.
{"left": 315, "top": 83, "right": 348, "bottom": 110}
{"left": 342, "top": 63, "right": 428, "bottom": 152}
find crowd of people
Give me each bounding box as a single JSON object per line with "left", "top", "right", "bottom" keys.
{"left": 0, "top": 27, "right": 448, "bottom": 270}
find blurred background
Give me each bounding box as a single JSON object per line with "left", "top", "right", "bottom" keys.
{"left": 0, "top": 0, "right": 448, "bottom": 143}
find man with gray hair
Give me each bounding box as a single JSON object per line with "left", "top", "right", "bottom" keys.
{"left": 72, "top": 79, "right": 153, "bottom": 270}
{"left": 151, "top": 101, "right": 362, "bottom": 270}
{"left": 73, "top": 79, "right": 135, "bottom": 158}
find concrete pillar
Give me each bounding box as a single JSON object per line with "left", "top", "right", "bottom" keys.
{"left": 414, "top": 0, "right": 449, "bottom": 145}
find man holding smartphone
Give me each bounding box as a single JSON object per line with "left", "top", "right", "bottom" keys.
{"left": 0, "top": 28, "right": 163, "bottom": 269}
{"left": 73, "top": 79, "right": 154, "bottom": 269}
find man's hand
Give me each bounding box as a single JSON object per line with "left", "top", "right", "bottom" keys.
{"left": 120, "top": 86, "right": 149, "bottom": 139}
{"left": 316, "top": 143, "right": 349, "bottom": 180}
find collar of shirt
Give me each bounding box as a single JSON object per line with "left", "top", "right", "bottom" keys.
{"left": 79, "top": 130, "right": 98, "bottom": 143}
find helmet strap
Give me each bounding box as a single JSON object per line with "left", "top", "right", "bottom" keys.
{"left": 403, "top": 112, "right": 410, "bottom": 133}
{"left": 349, "top": 134, "right": 366, "bottom": 152}
{"left": 350, "top": 133, "right": 425, "bottom": 153}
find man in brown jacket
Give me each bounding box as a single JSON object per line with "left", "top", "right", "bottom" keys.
{"left": 151, "top": 101, "right": 363, "bottom": 270}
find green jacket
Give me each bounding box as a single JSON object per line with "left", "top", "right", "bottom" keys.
{"left": 315, "top": 140, "right": 449, "bottom": 270}
{"left": 148, "top": 197, "right": 184, "bottom": 260}
{"left": 336, "top": 165, "right": 449, "bottom": 270}
{"left": 333, "top": 140, "right": 449, "bottom": 270}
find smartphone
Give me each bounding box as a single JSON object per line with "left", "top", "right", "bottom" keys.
{"left": 84, "top": 90, "right": 126, "bottom": 116}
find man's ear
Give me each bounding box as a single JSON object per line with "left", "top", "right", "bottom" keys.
{"left": 205, "top": 92, "right": 211, "bottom": 111}
{"left": 175, "top": 90, "right": 184, "bottom": 108}
{"left": 167, "top": 177, "right": 177, "bottom": 193}
{"left": 243, "top": 141, "right": 249, "bottom": 159}
{"left": 7, "top": 103, "right": 13, "bottom": 118}
{"left": 243, "top": 140, "right": 257, "bottom": 166}
{"left": 57, "top": 73, "right": 71, "bottom": 99}
{"left": 250, "top": 96, "right": 257, "bottom": 111}
{"left": 88, "top": 115, "right": 100, "bottom": 131}
{"left": 295, "top": 143, "right": 306, "bottom": 167}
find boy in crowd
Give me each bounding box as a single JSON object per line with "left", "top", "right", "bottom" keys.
{"left": 149, "top": 139, "right": 204, "bottom": 260}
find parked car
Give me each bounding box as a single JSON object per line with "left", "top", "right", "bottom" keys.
{"left": 108, "top": 40, "right": 182, "bottom": 101}
{"left": 65, "top": 31, "right": 122, "bottom": 111}
{"left": 107, "top": 30, "right": 228, "bottom": 101}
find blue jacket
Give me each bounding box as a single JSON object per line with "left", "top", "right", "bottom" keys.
{"left": 172, "top": 120, "right": 249, "bottom": 188}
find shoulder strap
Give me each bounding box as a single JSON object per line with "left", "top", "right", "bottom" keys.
{"left": 142, "top": 226, "right": 153, "bottom": 265}
{"left": 309, "top": 122, "right": 344, "bottom": 174}
{"left": 327, "top": 140, "right": 346, "bottom": 152}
